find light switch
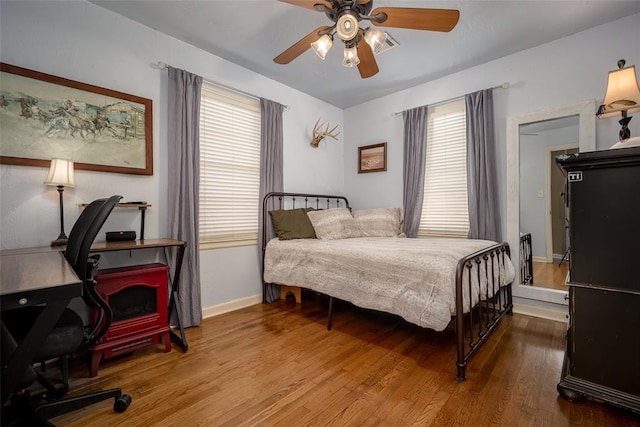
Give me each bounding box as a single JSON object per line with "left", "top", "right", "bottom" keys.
{"left": 537, "top": 190, "right": 544, "bottom": 198}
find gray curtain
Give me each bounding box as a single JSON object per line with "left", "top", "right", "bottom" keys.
{"left": 167, "top": 66, "right": 203, "bottom": 327}
{"left": 402, "top": 106, "right": 428, "bottom": 238}
{"left": 465, "top": 89, "right": 501, "bottom": 241}
{"left": 257, "top": 98, "right": 284, "bottom": 303}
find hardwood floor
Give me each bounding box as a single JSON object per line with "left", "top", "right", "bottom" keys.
{"left": 52, "top": 295, "right": 639, "bottom": 426}
{"left": 532, "top": 261, "right": 569, "bottom": 291}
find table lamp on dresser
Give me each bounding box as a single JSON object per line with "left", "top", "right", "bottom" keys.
{"left": 596, "top": 59, "right": 640, "bottom": 149}
{"left": 44, "top": 158, "right": 76, "bottom": 246}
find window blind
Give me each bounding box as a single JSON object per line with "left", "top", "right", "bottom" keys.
{"left": 199, "top": 84, "right": 261, "bottom": 247}
{"left": 418, "top": 98, "right": 469, "bottom": 238}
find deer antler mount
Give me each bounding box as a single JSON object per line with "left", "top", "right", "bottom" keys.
{"left": 310, "top": 119, "right": 340, "bottom": 148}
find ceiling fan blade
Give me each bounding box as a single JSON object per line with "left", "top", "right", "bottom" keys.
{"left": 274, "top": 26, "right": 331, "bottom": 64}
{"left": 371, "top": 8, "right": 460, "bottom": 32}
{"left": 357, "top": 36, "right": 378, "bottom": 79}
{"left": 278, "top": 0, "right": 332, "bottom": 12}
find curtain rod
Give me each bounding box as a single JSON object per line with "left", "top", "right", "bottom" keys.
{"left": 156, "top": 61, "right": 290, "bottom": 111}
{"left": 391, "top": 82, "right": 510, "bottom": 117}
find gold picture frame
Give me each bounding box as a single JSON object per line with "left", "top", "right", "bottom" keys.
{"left": 0, "top": 63, "right": 153, "bottom": 175}
{"left": 358, "top": 142, "right": 387, "bottom": 173}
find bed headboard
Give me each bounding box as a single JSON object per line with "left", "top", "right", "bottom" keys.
{"left": 261, "top": 192, "right": 350, "bottom": 250}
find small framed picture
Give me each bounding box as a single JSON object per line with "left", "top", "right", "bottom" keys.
{"left": 358, "top": 142, "right": 387, "bottom": 173}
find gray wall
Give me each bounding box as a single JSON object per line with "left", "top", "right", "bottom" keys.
{"left": 343, "top": 13, "right": 640, "bottom": 221}
{"left": 0, "top": 1, "right": 344, "bottom": 311}
{"left": 1, "top": 1, "right": 639, "bottom": 313}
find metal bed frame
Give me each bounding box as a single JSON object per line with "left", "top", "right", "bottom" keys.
{"left": 520, "top": 233, "right": 534, "bottom": 286}
{"left": 261, "top": 192, "right": 513, "bottom": 381}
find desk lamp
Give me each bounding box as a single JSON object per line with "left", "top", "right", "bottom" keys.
{"left": 45, "top": 158, "right": 76, "bottom": 246}
{"left": 596, "top": 59, "right": 640, "bottom": 143}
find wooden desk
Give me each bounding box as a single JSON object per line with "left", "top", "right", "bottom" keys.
{"left": 0, "top": 238, "right": 183, "bottom": 255}
{"left": 1, "top": 251, "right": 81, "bottom": 308}
{"left": 1, "top": 251, "right": 82, "bottom": 399}
{"left": 90, "top": 238, "right": 183, "bottom": 252}
{"left": 0, "top": 239, "right": 189, "bottom": 352}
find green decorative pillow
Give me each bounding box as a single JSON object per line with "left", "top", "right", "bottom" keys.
{"left": 269, "top": 208, "right": 316, "bottom": 240}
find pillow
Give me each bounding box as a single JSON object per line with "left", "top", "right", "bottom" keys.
{"left": 269, "top": 208, "right": 316, "bottom": 240}
{"left": 354, "top": 207, "right": 405, "bottom": 237}
{"left": 306, "top": 208, "right": 362, "bottom": 240}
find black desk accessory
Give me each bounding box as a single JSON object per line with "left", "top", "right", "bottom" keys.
{"left": 106, "top": 231, "right": 136, "bottom": 242}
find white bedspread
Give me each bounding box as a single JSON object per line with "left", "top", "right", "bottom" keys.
{"left": 264, "top": 237, "right": 515, "bottom": 331}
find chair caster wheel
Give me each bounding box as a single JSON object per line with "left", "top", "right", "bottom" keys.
{"left": 114, "top": 394, "right": 132, "bottom": 413}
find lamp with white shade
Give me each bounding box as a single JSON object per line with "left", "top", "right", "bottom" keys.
{"left": 596, "top": 59, "right": 640, "bottom": 143}
{"left": 44, "top": 158, "right": 76, "bottom": 246}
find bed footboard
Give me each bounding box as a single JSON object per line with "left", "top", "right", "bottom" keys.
{"left": 455, "top": 242, "right": 513, "bottom": 381}
{"left": 520, "top": 233, "right": 533, "bottom": 286}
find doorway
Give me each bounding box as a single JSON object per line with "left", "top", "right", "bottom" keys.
{"left": 530, "top": 145, "right": 576, "bottom": 291}
{"left": 546, "top": 145, "right": 578, "bottom": 261}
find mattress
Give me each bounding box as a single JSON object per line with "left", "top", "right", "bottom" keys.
{"left": 264, "top": 236, "right": 515, "bottom": 331}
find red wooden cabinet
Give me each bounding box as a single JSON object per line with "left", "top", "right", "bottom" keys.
{"left": 89, "top": 263, "right": 171, "bottom": 377}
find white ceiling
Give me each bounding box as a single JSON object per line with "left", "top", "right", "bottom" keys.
{"left": 91, "top": 0, "right": 640, "bottom": 109}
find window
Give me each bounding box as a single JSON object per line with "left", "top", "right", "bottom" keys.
{"left": 418, "top": 98, "right": 469, "bottom": 238}
{"left": 199, "top": 84, "right": 261, "bottom": 248}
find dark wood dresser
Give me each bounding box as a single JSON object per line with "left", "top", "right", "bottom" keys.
{"left": 556, "top": 146, "right": 640, "bottom": 414}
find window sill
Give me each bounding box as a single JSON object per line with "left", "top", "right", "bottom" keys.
{"left": 199, "top": 239, "right": 258, "bottom": 250}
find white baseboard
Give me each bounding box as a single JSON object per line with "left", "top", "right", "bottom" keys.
{"left": 202, "top": 294, "right": 262, "bottom": 319}
{"left": 513, "top": 303, "right": 568, "bottom": 323}
{"left": 201, "top": 295, "right": 569, "bottom": 324}
{"left": 532, "top": 256, "right": 547, "bottom": 263}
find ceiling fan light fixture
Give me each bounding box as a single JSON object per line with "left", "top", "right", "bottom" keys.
{"left": 342, "top": 45, "right": 360, "bottom": 68}
{"left": 336, "top": 13, "right": 359, "bottom": 41}
{"left": 311, "top": 34, "right": 333, "bottom": 60}
{"left": 364, "top": 27, "right": 388, "bottom": 55}
{"left": 275, "top": 2, "right": 461, "bottom": 79}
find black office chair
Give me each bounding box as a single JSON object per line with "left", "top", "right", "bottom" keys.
{"left": 1, "top": 195, "right": 131, "bottom": 425}
{"left": 27, "top": 197, "right": 110, "bottom": 389}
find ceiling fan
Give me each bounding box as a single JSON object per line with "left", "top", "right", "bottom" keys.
{"left": 274, "top": 0, "right": 460, "bottom": 79}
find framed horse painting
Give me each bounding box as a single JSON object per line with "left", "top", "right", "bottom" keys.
{"left": 0, "top": 63, "right": 152, "bottom": 175}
